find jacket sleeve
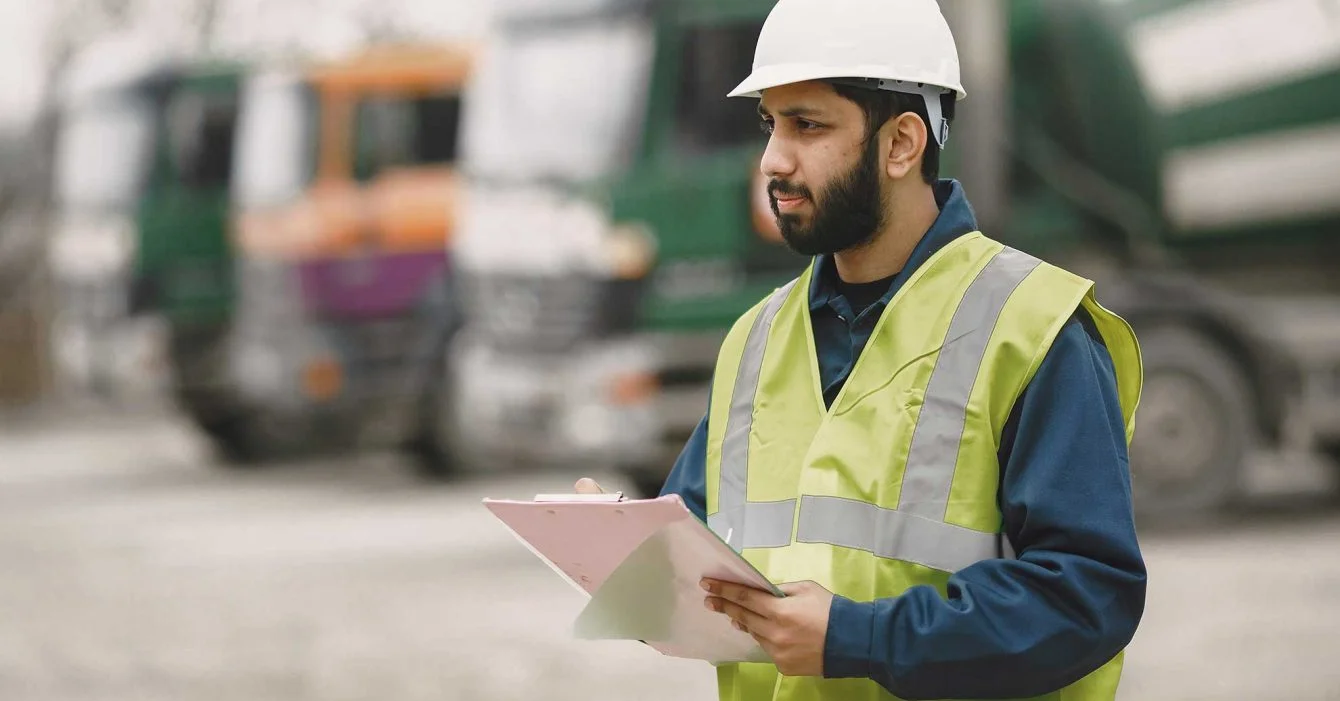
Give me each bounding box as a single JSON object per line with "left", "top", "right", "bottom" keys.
{"left": 658, "top": 390, "right": 711, "bottom": 523}
{"left": 822, "top": 313, "right": 1148, "bottom": 699}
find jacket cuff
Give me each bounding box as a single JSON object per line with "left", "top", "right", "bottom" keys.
{"left": 823, "top": 594, "right": 875, "bottom": 680}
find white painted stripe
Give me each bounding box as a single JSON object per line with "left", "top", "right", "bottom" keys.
{"left": 1127, "top": 0, "right": 1340, "bottom": 112}
{"left": 1164, "top": 121, "right": 1340, "bottom": 230}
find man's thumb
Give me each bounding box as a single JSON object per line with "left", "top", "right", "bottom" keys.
{"left": 574, "top": 478, "right": 605, "bottom": 495}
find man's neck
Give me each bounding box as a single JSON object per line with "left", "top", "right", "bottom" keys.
{"left": 833, "top": 184, "right": 940, "bottom": 284}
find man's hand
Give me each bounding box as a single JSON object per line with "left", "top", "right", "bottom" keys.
{"left": 573, "top": 478, "right": 605, "bottom": 494}
{"left": 702, "top": 578, "right": 833, "bottom": 677}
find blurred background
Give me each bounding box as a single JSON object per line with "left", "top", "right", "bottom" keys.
{"left": 2, "top": 0, "right": 1339, "bottom": 698}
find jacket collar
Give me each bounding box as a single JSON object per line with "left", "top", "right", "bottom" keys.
{"left": 808, "top": 178, "right": 980, "bottom": 312}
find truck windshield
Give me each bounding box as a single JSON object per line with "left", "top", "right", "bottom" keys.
{"left": 55, "top": 96, "right": 154, "bottom": 212}
{"left": 165, "top": 88, "right": 240, "bottom": 190}
{"left": 353, "top": 90, "right": 463, "bottom": 182}
{"left": 233, "top": 75, "right": 317, "bottom": 208}
{"left": 460, "top": 14, "right": 655, "bottom": 183}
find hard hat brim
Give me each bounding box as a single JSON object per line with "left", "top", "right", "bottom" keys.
{"left": 728, "top": 64, "right": 966, "bottom": 101}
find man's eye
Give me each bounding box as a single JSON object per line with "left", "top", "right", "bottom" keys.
{"left": 759, "top": 119, "right": 774, "bottom": 135}
{"left": 797, "top": 120, "right": 819, "bottom": 131}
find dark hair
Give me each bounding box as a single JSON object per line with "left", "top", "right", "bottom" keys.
{"left": 828, "top": 80, "right": 955, "bottom": 184}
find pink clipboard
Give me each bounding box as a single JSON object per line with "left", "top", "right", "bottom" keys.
{"left": 481, "top": 493, "right": 780, "bottom": 598}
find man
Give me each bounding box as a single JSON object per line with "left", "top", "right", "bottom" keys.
{"left": 576, "top": 0, "right": 1146, "bottom": 698}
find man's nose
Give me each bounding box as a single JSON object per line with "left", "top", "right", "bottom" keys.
{"left": 760, "top": 134, "right": 796, "bottom": 181}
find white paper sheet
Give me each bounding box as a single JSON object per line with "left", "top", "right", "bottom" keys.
{"left": 572, "top": 517, "right": 781, "bottom": 665}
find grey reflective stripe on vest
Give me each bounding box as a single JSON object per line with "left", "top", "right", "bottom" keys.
{"left": 708, "top": 499, "right": 796, "bottom": 550}
{"left": 713, "top": 247, "right": 1038, "bottom": 571}
{"left": 710, "top": 279, "right": 799, "bottom": 551}
{"left": 896, "top": 247, "right": 1041, "bottom": 519}
{"left": 796, "top": 495, "right": 1000, "bottom": 573}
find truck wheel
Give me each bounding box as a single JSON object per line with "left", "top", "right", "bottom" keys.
{"left": 211, "top": 412, "right": 318, "bottom": 466}
{"left": 405, "top": 345, "right": 464, "bottom": 481}
{"left": 193, "top": 413, "right": 288, "bottom": 466}
{"left": 1320, "top": 442, "right": 1340, "bottom": 486}
{"left": 1127, "top": 324, "right": 1257, "bottom": 521}
{"left": 167, "top": 326, "right": 312, "bottom": 468}
{"left": 175, "top": 386, "right": 315, "bottom": 467}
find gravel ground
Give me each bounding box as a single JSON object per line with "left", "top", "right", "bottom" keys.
{"left": 1, "top": 413, "right": 1338, "bottom": 701}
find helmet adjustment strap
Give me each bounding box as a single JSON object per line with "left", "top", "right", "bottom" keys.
{"left": 828, "top": 77, "right": 951, "bottom": 148}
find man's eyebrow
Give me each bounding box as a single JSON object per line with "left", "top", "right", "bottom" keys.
{"left": 757, "top": 104, "right": 825, "bottom": 119}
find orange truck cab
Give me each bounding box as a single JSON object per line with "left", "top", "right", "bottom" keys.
{"left": 225, "top": 44, "right": 472, "bottom": 471}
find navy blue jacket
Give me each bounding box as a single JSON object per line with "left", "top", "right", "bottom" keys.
{"left": 659, "top": 180, "right": 1146, "bottom": 699}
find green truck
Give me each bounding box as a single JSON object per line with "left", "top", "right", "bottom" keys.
{"left": 126, "top": 65, "right": 243, "bottom": 335}
{"left": 449, "top": 0, "right": 1340, "bottom": 518}
{"left": 120, "top": 64, "right": 269, "bottom": 460}
{"left": 64, "top": 59, "right": 283, "bottom": 461}
{"left": 53, "top": 58, "right": 304, "bottom": 461}
{"left": 57, "top": 47, "right": 475, "bottom": 471}
{"left": 135, "top": 47, "right": 477, "bottom": 470}
{"left": 50, "top": 52, "right": 243, "bottom": 405}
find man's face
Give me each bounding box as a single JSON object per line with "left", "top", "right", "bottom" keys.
{"left": 758, "top": 81, "right": 886, "bottom": 257}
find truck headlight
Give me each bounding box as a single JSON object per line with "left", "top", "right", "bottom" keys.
{"left": 49, "top": 215, "right": 135, "bottom": 281}
{"left": 604, "top": 222, "right": 657, "bottom": 280}
{"left": 456, "top": 183, "right": 658, "bottom": 280}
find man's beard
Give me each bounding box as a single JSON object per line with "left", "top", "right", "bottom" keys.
{"left": 768, "top": 138, "right": 886, "bottom": 257}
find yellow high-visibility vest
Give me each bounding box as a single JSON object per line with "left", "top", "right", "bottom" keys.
{"left": 704, "top": 232, "right": 1143, "bottom": 700}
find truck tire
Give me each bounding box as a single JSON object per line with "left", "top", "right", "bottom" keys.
{"left": 189, "top": 411, "right": 295, "bottom": 466}
{"left": 1320, "top": 442, "right": 1340, "bottom": 477}
{"left": 405, "top": 342, "right": 465, "bottom": 481}
{"left": 167, "top": 325, "right": 311, "bottom": 468}
{"left": 174, "top": 379, "right": 317, "bottom": 467}
{"left": 1127, "top": 324, "right": 1257, "bottom": 521}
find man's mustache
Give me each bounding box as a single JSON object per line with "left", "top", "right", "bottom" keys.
{"left": 768, "top": 180, "right": 812, "bottom": 201}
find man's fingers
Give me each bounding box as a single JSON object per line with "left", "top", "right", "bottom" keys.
{"left": 707, "top": 596, "right": 772, "bottom": 636}
{"left": 703, "top": 579, "right": 772, "bottom": 614}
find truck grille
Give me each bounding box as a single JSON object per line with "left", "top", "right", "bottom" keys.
{"left": 336, "top": 315, "right": 430, "bottom": 400}
{"left": 460, "top": 273, "right": 604, "bottom": 352}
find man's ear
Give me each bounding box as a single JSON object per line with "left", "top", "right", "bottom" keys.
{"left": 883, "top": 112, "right": 927, "bottom": 181}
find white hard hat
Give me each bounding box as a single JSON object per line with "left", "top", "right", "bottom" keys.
{"left": 728, "top": 0, "right": 965, "bottom": 147}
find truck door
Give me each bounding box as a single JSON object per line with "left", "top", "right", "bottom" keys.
{"left": 646, "top": 16, "right": 808, "bottom": 314}
{"left": 139, "top": 81, "right": 240, "bottom": 325}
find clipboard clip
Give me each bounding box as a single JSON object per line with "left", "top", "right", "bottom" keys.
{"left": 532, "top": 492, "right": 627, "bottom": 503}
